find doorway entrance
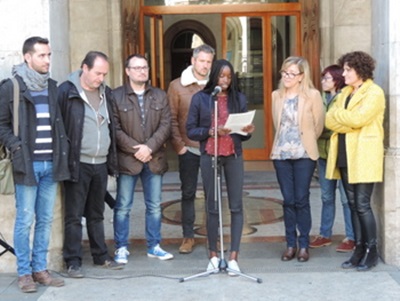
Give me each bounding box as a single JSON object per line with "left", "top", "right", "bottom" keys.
{"left": 164, "top": 19, "right": 217, "bottom": 85}
{"left": 134, "top": 1, "right": 307, "bottom": 161}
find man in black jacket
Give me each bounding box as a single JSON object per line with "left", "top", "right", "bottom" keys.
{"left": 0, "top": 36, "right": 69, "bottom": 293}
{"left": 58, "top": 51, "right": 122, "bottom": 278}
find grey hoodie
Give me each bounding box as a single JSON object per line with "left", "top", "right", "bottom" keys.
{"left": 68, "top": 70, "right": 111, "bottom": 164}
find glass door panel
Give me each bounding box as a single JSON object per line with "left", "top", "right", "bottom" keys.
{"left": 271, "top": 15, "right": 298, "bottom": 90}
{"left": 225, "top": 16, "right": 265, "bottom": 151}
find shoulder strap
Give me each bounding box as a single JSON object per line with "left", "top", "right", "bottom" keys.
{"left": 10, "top": 77, "right": 19, "bottom": 136}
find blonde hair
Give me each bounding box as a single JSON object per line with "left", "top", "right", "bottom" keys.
{"left": 278, "top": 56, "right": 315, "bottom": 96}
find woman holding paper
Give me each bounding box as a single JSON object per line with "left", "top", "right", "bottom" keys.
{"left": 186, "top": 59, "right": 255, "bottom": 275}
{"left": 270, "top": 56, "right": 324, "bottom": 262}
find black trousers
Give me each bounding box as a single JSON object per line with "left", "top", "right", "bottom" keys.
{"left": 63, "top": 163, "right": 110, "bottom": 266}
{"left": 200, "top": 154, "right": 244, "bottom": 253}
{"left": 340, "top": 168, "right": 377, "bottom": 246}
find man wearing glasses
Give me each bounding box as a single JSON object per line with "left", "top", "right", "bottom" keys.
{"left": 112, "top": 54, "right": 173, "bottom": 264}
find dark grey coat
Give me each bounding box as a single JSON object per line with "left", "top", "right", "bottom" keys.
{"left": 0, "top": 75, "right": 70, "bottom": 185}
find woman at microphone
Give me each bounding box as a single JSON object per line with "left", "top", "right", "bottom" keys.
{"left": 186, "top": 59, "right": 255, "bottom": 275}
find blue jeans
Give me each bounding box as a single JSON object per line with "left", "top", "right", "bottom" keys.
{"left": 318, "top": 159, "right": 354, "bottom": 240}
{"left": 14, "top": 161, "right": 58, "bottom": 276}
{"left": 273, "top": 158, "right": 316, "bottom": 249}
{"left": 114, "top": 164, "right": 163, "bottom": 249}
{"left": 178, "top": 151, "right": 200, "bottom": 238}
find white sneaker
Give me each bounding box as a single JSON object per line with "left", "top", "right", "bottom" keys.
{"left": 114, "top": 246, "right": 130, "bottom": 264}
{"left": 206, "top": 256, "right": 220, "bottom": 273}
{"left": 228, "top": 260, "right": 241, "bottom": 276}
{"left": 147, "top": 244, "right": 174, "bottom": 260}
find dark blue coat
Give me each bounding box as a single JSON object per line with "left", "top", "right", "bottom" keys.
{"left": 186, "top": 90, "right": 251, "bottom": 156}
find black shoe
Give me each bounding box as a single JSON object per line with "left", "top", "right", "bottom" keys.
{"left": 357, "top": 245, "right": 378, "bottom": 271}
{"left": 97, "top": 259, "right": 124, "bottom": 270}
{"left": 342, "top": 244, "right": 365, "bottom": 269}
{"left": 67, "top": 265, "right": 84, "bottom": 278}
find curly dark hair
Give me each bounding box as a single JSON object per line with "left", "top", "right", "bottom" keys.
{"left": 321, "top": 64, "right": 345, "bottom": 92}
{"left": 337, "top": 51, "right": 375, "bottom": 81}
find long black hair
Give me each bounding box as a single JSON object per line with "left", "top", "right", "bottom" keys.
{"left": 203, "top": 59, "right": 241, "bottom": 113}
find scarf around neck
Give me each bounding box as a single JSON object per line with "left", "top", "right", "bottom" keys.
{"left": 12, "top": 62, "right": 50, "bottom": 91}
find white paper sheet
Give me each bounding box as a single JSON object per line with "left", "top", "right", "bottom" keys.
{"left": 224, "top": 110, "right": 256, "bottom": 136}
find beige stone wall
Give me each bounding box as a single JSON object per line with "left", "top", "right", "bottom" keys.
{"left": 319, "top": 0, "right": 371, "bottom": 69}
{"left": 68, "top": 0, "right": 123, "bottom": 88}
{"left": 374, "top": 0, "right": 400, "bottom": 266}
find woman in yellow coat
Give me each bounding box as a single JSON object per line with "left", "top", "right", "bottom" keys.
{"left": 325, "top": 51, "right": 385, "bottom": 271}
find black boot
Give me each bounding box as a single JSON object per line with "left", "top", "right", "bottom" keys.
{"left": 357, "top": 244, "right": 378, "bottom": 271}
{"left": 341, "top": 243, "right": 365, "bottom": 269}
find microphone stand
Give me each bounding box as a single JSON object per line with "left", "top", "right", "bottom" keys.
{"left": 0, "top": 236, "right": 15, "bottom": 257}
{"left": 179, "top": 91, "right": 262, "bottom": 283}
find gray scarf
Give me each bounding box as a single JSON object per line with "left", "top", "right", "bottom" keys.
{"left": 12, "top": 63, "right": 50, "bottom": 91}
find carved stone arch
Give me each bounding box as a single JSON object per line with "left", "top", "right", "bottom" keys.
{"left": 164, "top": 19, "right": 217, "bottom": 86}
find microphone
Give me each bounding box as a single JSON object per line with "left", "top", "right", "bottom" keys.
{"left": 211, "top": 86, "right": 222, "bottom": 97}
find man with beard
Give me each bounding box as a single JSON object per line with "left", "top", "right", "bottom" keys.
{"left": 112, "top": 54, "right": 172, "bottom": 264}
{"left": 0, "top": 36, "right": 69, "bottom": 293}
{"left": 167, "top": 44, "right": 215, "bottom": 254}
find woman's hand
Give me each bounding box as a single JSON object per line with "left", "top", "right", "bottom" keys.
{"left": 241, "top": 124, "right": 255, "bottom": 134}
{"left": 209, "top": 127, "right": 231, "bottom": 137}
{"left": 217, "top": 126, "right": 231, "bottom": 136}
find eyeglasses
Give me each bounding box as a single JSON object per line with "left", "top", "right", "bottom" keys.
{"left": 128, "top": 66, "right": 150, "bottom": 72}
{"left": 321, "top": 76, "right": 333, "bottom": 81}
{"left": 280, "top": 70, "right": 303, "bottom": 79}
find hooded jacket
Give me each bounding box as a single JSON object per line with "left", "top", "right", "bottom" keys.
{"left": 57, "top": 71, "right": 118, "bottom": 182}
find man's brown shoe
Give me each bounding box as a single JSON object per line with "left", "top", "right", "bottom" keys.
{"left": 297, "top": 248, "right": 310, "bottom": 262}
{"left": 179, "top": 238, "right": 195, "bottom": 254}
{"left": 281, "top": 247, "right": 297, "bottom": 261}
{"left": 309, "top": 236, "right": 332, "bottom": 248}
{"left": 33, "top": 270, "right": 65, "bottom": 287}
{"left": 18, "top": 275, "right": 37, "bottom": 293}
{"left": 336, "top": 238, "right": 355, "bottom": 252}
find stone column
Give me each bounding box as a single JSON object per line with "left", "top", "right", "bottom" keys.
{"left": 373, "top": 0, "right": 400, "bottom": 266}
